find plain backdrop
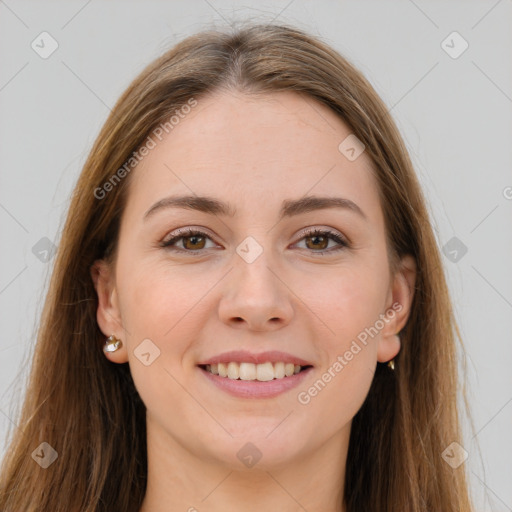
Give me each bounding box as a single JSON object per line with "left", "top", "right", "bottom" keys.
{"left": 1, "top": 1, "right": 511, "bottom": 510}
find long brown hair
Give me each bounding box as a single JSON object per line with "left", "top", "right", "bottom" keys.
{"left": 0, "top": 22, "right": 474, "bottom": 511}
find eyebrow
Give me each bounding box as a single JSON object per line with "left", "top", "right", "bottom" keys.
{"left": 143, "top": 194, "right": 367, "bottom": 221}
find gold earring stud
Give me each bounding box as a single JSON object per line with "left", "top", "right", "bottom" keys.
{"left": 387, "top": 333, "right": 400, "bottom": 371}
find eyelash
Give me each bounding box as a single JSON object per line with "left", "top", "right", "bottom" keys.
{"left": 160, "top": 227, "right": 349, "bottom": 256}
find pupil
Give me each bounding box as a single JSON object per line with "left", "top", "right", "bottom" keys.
{"left": 308, "top": 235, "right": 327, "bottom": 250}
{"left": 186, "top": 235, "right": 204, "bottom": 249}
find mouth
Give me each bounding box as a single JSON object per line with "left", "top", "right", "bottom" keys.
{"left": 196, "top": 350, "right": 314, "bottom": 398}
{"left": 198, "top": 362, "right": 314, "bottom": 382}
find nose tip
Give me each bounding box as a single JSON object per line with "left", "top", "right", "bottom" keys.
{"left": 221, "top": 285, "right": 291, "bottom": 330}
{"left": 218, "top": 251, "right": 294, "bottom": 332}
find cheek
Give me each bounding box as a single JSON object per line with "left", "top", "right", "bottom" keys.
{"left": 116, "top": 263, "right": 205, "bottom": 417}
{"left": 113, "top": 260, "right": 200, "bottom": 404}
{"left": 116, "top": 259, "right": 224, "bottom": 398}
{"left": 292, "top": 267, "right": 385, "bottom": 436}
{"left": 118, "top": 259, "right": 205, "bottom": 337}
{"left": 295, "top": 262, "right": 389, "bottom": 349}
{"left": 294, "top": 346, "right": 375, "bottom": 448}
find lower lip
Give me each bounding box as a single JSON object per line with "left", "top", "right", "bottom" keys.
{"left": 199, "top": 366, "right": 313, "bottom": 399}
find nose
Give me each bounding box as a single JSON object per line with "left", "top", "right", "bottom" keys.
{"left": 217, "top": 247, "right": 294, "bottom": 332}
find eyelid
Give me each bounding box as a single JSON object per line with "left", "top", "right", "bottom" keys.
{"left": 160, "top": 226, "right": 220, "bottom": 248}
{"left": 295, "top": 226, "right": 349, "bottom": 245}
{"left": 160, "top": 225, "right": 350, "bottom": 254}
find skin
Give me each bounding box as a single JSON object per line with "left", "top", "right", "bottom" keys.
{"left": 92, "top": 90, "right": 416, "bottom": 512}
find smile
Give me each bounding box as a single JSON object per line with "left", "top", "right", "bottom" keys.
{"left": 200, "top": 361, "right": 311, "bottom": 381}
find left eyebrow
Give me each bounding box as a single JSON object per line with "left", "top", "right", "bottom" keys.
{"left": 143, "top": 194, "right": 367, "bottom": 221}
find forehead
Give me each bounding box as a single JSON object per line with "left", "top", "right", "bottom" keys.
{"left": 125, "top": 90, "right": 381, "bottom": 223}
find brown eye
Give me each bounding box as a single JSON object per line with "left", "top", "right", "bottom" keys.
{"left": 304, "top": 233, "right": 329, "bottom": 250}
{"left": 161, "top": 229, "right": 215, "bottom": 252}
{"left": 182, "top": 234, "right": 206, "bottom": 250}
{"left": 294, "top": 228, "right": 349, "bottom": 255}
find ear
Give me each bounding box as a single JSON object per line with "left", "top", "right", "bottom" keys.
{"left": 90, "top": 259, "right": 128, "bottom": 363}
{"left": 377, "top": 254, "right": 417, "bottom": 363}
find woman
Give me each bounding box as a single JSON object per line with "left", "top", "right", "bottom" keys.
{"left": 0, "top": 22, "right": 474, "bottom": 511}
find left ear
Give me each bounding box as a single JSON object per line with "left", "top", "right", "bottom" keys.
{"left": 377, "top": 254, "right": 417, "bottom": 363}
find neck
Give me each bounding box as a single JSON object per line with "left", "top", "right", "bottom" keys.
{"left": 139, "top": 417, "right": 349, "bottom": 512}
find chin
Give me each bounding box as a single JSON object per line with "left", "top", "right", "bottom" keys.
{"left": 204, "top": 427, "right": 309, "bottom": 470}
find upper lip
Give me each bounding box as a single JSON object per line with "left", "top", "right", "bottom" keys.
{"left": 197, "top": 350, "right": 313, "bottom": 367}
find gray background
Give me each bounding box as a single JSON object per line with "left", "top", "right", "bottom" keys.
{"left": 1, "top": 1, "right": 511, "bottom": 510}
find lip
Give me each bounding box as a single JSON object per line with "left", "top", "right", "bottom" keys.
{"left": 197, "top": 350, "right": 313, "bottom": 366}
{"left": 199, "top": 365, "right": 314, "bottom": 399}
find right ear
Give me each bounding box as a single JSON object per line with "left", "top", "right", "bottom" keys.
{"left": 90, "top": 259, "right": 128, "bottom": 363}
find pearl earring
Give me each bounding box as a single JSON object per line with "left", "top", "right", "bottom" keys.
{"left": 103, "top": 334, "right": 122, "bottom": 353}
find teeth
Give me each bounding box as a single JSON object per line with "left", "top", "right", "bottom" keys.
{"left": 239, "top": 362, "right": 256, "bottom": 381}
{"left": 285, "top": 363, "right": 295, "bottom": 376}
{"left": 203, "top": 362, "right": 306, "bottom": 381}
{"left": 256, "top": 362, "right": 274, "bottom": 381}
{"left": 274, "top": 361, "right": 285, "bottom": 379}
{"left": 218, "top": 363, "right": 228, "bottom": 377}
{"left": 227, "top": 362, "right": 239, "bottom": 380}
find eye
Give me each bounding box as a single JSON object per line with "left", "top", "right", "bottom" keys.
{"left": 293, "top": 228, "right": 349, "bottom": 255}
{"left": 160, "top": 227, "right": 349, "bottom": 256}
{"left": 160, "top": 228, "right": 217, "bottom": 253}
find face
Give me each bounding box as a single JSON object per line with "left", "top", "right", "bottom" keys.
{"left": 93, "top": 90, "right": 415, "bottom": 471}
